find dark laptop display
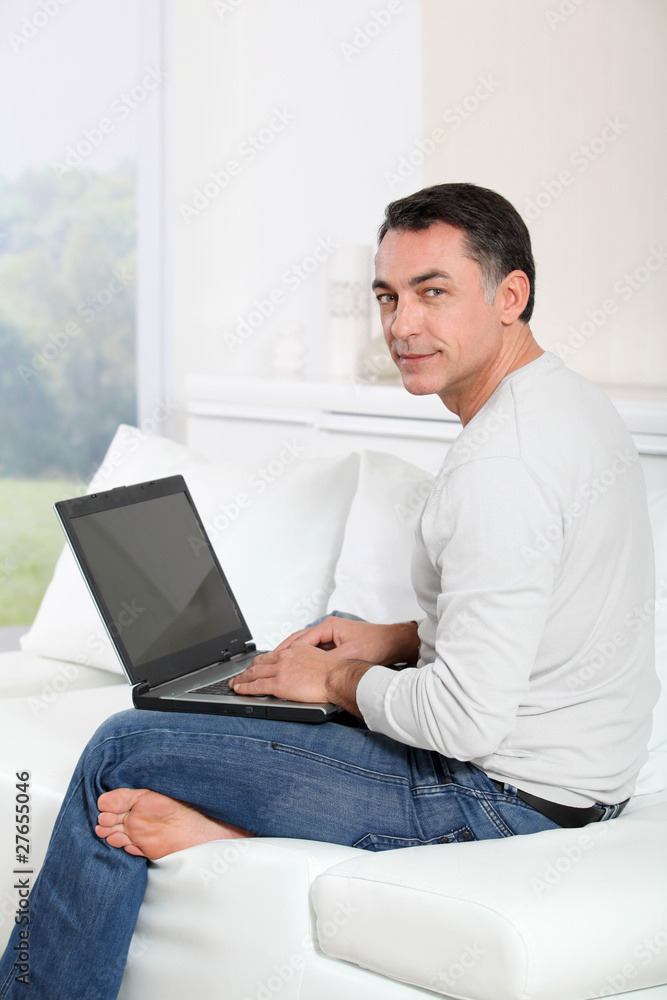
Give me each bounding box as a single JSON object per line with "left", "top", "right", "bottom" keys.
{"left": 55, "top": 476, "right": 339, "bottom": 722}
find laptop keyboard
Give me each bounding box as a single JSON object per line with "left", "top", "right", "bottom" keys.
{"left": 189, "top": 676, "right": 238, "bottom": 696}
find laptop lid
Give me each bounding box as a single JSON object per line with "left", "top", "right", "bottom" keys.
{"left": 54, "top": 475, "right": 254, "bottom": 689}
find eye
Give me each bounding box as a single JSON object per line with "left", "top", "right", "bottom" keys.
{"left": 423, "top": 287, "right": 446, "bottom": 297}
{"left": 376, "top": 293, "right": 395, "bottom": 304}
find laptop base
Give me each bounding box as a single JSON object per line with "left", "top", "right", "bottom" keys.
{"left": 132, "top": 686, "right": 338, "bottom": 722}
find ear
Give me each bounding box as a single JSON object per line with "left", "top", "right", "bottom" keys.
{"left": 497, "top": 270, "right": 530, "bottom": 325}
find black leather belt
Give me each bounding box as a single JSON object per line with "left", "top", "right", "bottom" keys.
{"left": 491, "top": 780, "right": 629, "bottom": 828}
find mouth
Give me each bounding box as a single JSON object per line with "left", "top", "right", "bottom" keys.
{"left": 397, "top": 352, "right": 438, "bottom": 365}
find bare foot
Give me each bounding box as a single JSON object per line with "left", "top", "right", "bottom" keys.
{"left": 95, "top": 788, "right": 255, "bottom": 859}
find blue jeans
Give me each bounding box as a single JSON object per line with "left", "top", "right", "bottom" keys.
{"left": 0, "top": 707, "right": 563, "bottom": 999}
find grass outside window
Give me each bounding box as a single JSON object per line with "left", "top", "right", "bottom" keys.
{"left": 0, "top": 478, "right": 79, "bottom": 626}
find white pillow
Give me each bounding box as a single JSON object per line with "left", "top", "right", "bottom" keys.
{"left": 21, "top": 425, "right": 360, "bottom": 673}
{"left": 327, "top": 450, "right": 434, "bottom": 623}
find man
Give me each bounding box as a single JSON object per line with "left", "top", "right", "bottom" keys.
{"left": 0, "top": 183, "right": 658, "bottom": 998}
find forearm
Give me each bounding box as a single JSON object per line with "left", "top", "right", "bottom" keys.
{"left": 324, "top": 659, "right": 375, "bottom": 718}
{"left": 381, "top": 620, "right": 421, "bottom": 665}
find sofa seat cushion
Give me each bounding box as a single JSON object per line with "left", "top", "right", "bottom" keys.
{"left": 118, "top": 839, "right": 368, "bottom": 1000}
{"left": 0, "top": 649, "right": 124, "bottom": 701}
{"left": 311, "top": 802, "right": 667, "bottom": 1000}
{"left": 0, "top": 681, "right": 133, "bottom": 950}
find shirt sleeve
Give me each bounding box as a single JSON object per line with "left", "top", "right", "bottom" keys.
{"left": 356, "top": 457, "right": 562, "bottom": 760}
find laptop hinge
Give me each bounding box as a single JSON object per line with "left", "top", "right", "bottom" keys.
{"left": 134, "top": 680, "right": 150, "bottom": 697}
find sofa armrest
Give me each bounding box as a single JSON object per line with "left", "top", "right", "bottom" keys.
{"left": 311, "top": 802, "right": 667, "bottom": 1000}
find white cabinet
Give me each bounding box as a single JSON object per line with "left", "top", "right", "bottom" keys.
{"left": 185, "top": 376, "right": 667, "bottom": 487}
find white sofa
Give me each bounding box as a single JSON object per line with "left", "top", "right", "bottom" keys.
{"left": 1, "top": 424, "right": 666, "bottom": 1000}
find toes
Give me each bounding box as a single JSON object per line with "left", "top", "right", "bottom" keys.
{"left": 95, "top": 822, "right": 125, "bottom": 840}
{"left": 123, "top": 844, "right": 147, "bottom": 857}
{"left": 102, "top": 830, "right": 133, "bottom": 849}
{"left": 97, "top": 788, "right": 145, "bottom": 814}
{"left": 97, "top": 810, "right": 127, "bottom": 828}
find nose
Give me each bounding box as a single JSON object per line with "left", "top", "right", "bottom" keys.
{"left": 390, "top": 296, "right": 421, "bottom": 343}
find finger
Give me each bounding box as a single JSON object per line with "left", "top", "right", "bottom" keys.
{"left": 277, "top": 620, "right": 340, "bottom": 652}
{"left": 230, "top": 675, "right": 277, "bottom": 696}
{"left": 274, "top": 626, "right": 324, "bottom": 651}
{"left": 230, "top": 658, "right": 276, "bottom": 688}
{"left": 232, "top": 652, "right": 278, "bottom": 683}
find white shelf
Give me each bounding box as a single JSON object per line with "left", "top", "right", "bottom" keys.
{"left": 184, "top": 375, "right": 667, "bottom": 475}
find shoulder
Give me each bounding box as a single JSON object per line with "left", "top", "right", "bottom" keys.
{"left": 441, "top": 352, "right": 635, "bottom": 491}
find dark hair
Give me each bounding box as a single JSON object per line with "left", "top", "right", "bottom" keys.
{"left": 377, "top": 183, "right": 535, "bottom": 322}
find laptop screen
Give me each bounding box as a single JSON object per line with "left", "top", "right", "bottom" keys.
{"left": 65, "top": 490, "right": 244, "bottom": 670}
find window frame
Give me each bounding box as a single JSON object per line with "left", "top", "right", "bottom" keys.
{"left": 136, "top": 0, "right": 173, "bottom": 438}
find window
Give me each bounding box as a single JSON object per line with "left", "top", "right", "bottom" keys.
{"left": 0, "top": 0, "right": 165, "bottom": 626}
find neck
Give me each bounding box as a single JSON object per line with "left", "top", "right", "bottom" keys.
{"left": 441, "top": 326, "right": 543, "bottom": 426}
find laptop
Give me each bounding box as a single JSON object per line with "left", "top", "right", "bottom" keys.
{"left": 54, "top": 474, "right": 340, "bottom": 723}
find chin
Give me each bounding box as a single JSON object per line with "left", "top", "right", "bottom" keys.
{"left": 402, "top": 381, "right": 436, "bottom": 396}
{"left": 398, "top": 371, "right": 441, "bottom": 397}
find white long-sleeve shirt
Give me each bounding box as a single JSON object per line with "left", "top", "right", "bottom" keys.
{"left": 356, "top": 352, "right": 659, "bottom": 807}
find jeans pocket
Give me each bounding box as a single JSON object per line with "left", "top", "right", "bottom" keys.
{"left": 354, "top": 826, "right": 477, "bottom": 851}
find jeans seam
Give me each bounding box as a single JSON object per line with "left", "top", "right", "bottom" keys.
{"left": 87, "top": 727, "right": 272, "bottom": 756}
{"left": 270, "top": 742, "right": 409, "bottom": 785}
{"left": 478, "top": 796, "right": 516, "bottom": 837}
{"left": 0, "top": 966, "right": 14, "bottom": 998}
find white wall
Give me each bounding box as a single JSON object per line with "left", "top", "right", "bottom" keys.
{"left": 169, "top": 0, "right": 422, "bottom": 432}
{"left": 169, "top": 0, "right": 667, "bottom": 426}
{"left": 420, "top": 0, "right": 667, "bottom": 390}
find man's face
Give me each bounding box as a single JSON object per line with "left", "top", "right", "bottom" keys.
{"left": 373, "top": 223, "right": 506, "bottom": 407}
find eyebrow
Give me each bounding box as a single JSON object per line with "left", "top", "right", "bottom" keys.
{"left": 371, "top": 269, "right": 453, "bottom": 292}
